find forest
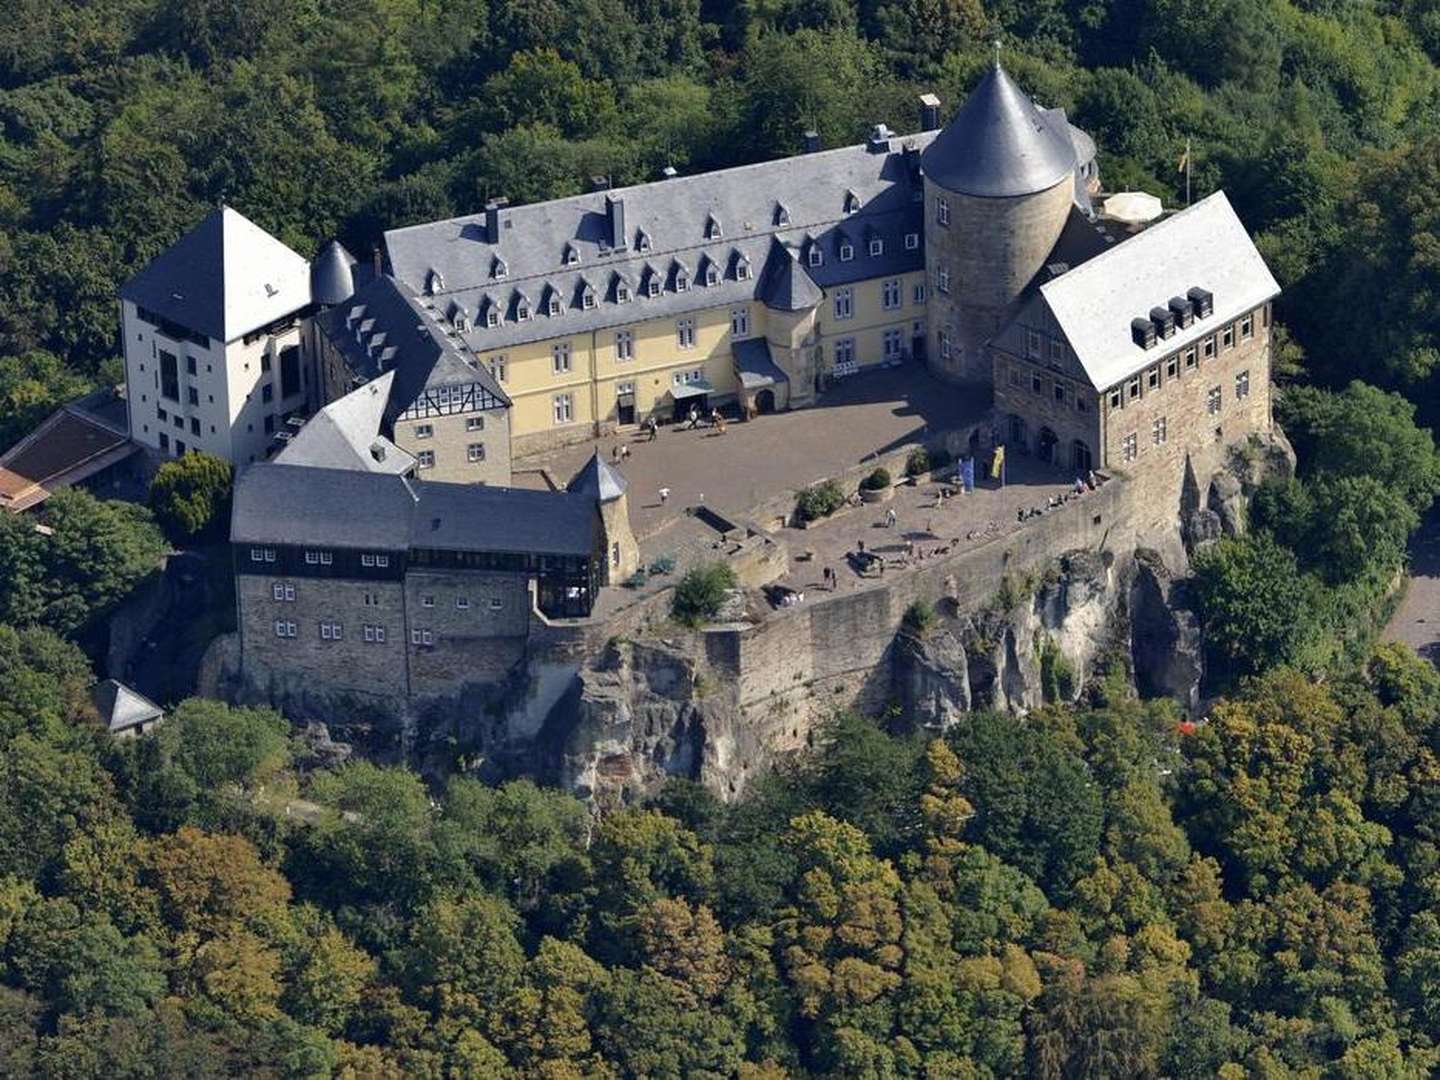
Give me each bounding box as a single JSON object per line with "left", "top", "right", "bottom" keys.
{"left": 7, "top": 0, "right": 1440, "bottom": 1075}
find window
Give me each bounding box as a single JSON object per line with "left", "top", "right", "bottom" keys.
{"left": 1128, "top": 377, "right": 1141, "bottom": 401}
{"left": 565, "top": 245, "right": 579, "bottom": 266}
{"left": 637, "top": 231, "right": 651, "bottom": 253}
{"left": 616, "top": 381, "right": 634, "bottom": 397}
{"left": 186, "top": 355, "right": 197, "bottom": 376}
{"left": 833, "top": 288, "right": 854, "bottom": 320}
{"left": 273, "top": 620, "right": 296, "bottom": 638}
{"left": 485, "top": 307, "right": 499, "bottom": 328}
{"left": 456, "top": 596, "right": 471, "bottom": 610}
{"left": 516, "top": 299, "right": 530, "bottom": 321}
{"left": 1076, "top": 393, "right": 1088, "bottom": 413}
{"left": 553, "top": 342, "right": 572, "bottom": 374}
{"left": 1054, "top": 382, "right": 1067, "bottom": 405}
{"left": 251, "top": 547, "right": 269, "bottom": 562}
{"left": 581, "top": 289, "right": 596, "bottom": 310}
{"left": 262, "top": 353, "right": 272, "bottom": 373}
{"left": 646, "top": 274, "right": 661, "bottom": 298}
{"left": 190, "top": 417, "right": 200, "bottom": 436}
{"left": 936, "top": 266, "right": 950, "bottom": 295}
{"left": 1166, "top": 356, "right": 1178, "bottom": 379}
{"left": 363, "top": 592, "right": 378, "bottom": 606}
{"left": 936, "top": 197, "right": 950, "bottom": 226}
{"left": 175, "top": 440, "right": 185, "bottom": 455}
{"left": 939, "top": 331, "right": 952, "bottom": 361}
{"left": 548, "top": 294, "right": 562, "bottom": 316}
{"left": 1031, "top": 373, "right": 1043, "bottom": 395}
{"left": 1221, "top": 325, "right": 1235, "bottom": 351}
{"left": 319, "top": 622, "right": 343, "bottom": 641}
{"left": 489, "top": 356, "right": 507, "bottom": 383}
{"left": 704, "top": 264, "right": 718, "bottom": 287}
{"left": 616, "top": 282, "right": 630, "bottom": 303}
{"left": 1207, "top": 386, "right": 1222, "bottom": 415}
{"left": 489, "top": 598, "right": 504, "bottom": 610}
{"left": 553, "top": 393, "right": 574, "bottom": 424}
{"left": 1123, "top": 433, "right": 1138, "bottom": 462}
{"left": 1109, "top": 389, "right": 1122, "bottom": 410}
{"left": 834, "top": 338, "right": 856, "bottom": 368}
{"left": 1153, "top": 417, "right": 1167, "bottom": 446}
{"left": 418, "top": 449, "right": 435, "bottom": 469}
{"left": 808, "top": 247, "right": 823, "bottom": 268}
{"left": 905, "top": 232, "right": 920, "bottom": 250}
{"left": 677, "top": 318, "right": 696, "bottom": 349}
{"left": 1050, "top": 340, "right": 1064, "bottom": 365}
{"left": 363, "top": 624, "right": 386, "bottom": 643}
{"left": 882, "top": 279, "right": 901, "bottom": 310}
{"left": 422, "top": 595, "right": 435, "bottom": 608}
{"left": 466, "top": 416, "right": 484, "bottom": 432}
{"left": 1009, "top": 365, "right": 1021, "bottom": 387}
{"left": 1202, "top": 336, "right": 1216, "bottom": 360}
{"left": 675, "top": 270, "right": 689, "bottom": 292}
{"left": 1241, "top": 314, "right": 1254, "bottom": 340}
{"left": 869, "top": 238, "right": 884, "bottom": 257}
{"left": 1147, "top": 367, "right": 1160, "bottom": 391}
{"left": 187, "top": 386, "right": 199, "bottom": 406}
{"left": 414, "top": 423, "right": 433, "bottom": 439}
{"left": 883, "top": 328, "right": 903, "bottom": 361}
{"left": 731, "top": 309, "right": 750, "bottom": 337}
{"left": 672, "top": 368, "right": 704, "bottom": 386}
{"left": 615, "top": 330, "right": 634, "bottom": 361}
{"left": 736, "top": 258, "right": 751, "bottom": 281}
{"left": 305, "top": 551, "right": 319, "bottom": 565}
{"left": 1235, "top": 370, "right": 1251, "bottom": 399}
{"left": 839, "top": 242, "right": 854, "bottom": 262}
{"left": 411, "top": 628, "right": 434, "bottom": 646}
{"left": 272, "top": 582, "right": 296, "bottom": 601}
{"left": 263, "top": 416, "right": 274, "bottom": 435}
{"left": 913, "top": 283, "right": 926, "bottom": 305}
{"left": 262, "top": 383, "right": 273, "bottom": 404}
{"left": 360, "top": 553, "right": 389, "bottom": 568}
{"left": 467, "top": 443, "right": 485, "bottom": 462}
{"left": 160, "top": 351, "right": 179, "bottom": 401}
{"left": 1026, "top": 331, "right": 1042, "bottom": 359}
{"left": 1184, "top": 347, "right": 1197, "bottom": 370}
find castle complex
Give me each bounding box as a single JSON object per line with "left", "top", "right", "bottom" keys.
{"left": 114, "top": 61, "right": 1280, "bottom": 714}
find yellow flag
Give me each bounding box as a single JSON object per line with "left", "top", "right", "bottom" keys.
{"left": 990, "top": 444, "right": 1005, "bottom": 479}
{"left": 1177, "top": 148, "right": 1190, "bottom": 174}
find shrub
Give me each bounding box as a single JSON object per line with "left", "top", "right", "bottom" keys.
{"left": 671, "top": 562, "right": 737, "bottom": 626}
{"left": 905, "top": 449, "right": 931, "bottom": 477}
{"left": 860, "top": 467, "right": 891, "bottom": 492}
{"left": 148, "top": 452, "right": 234, "bottom": 541}
{"left": 623, "top": 571, "right": 648, "bottom": 589}
{"left": 903, "top": 600, "right": 937, "bottom": 635}
{"left": 795, "top": 479, "right": 846, "bottom": 522}
{"left": 648, "top": 554, "right": 676, "bottom": 576}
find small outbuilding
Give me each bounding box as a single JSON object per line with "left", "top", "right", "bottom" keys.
{"left": 91, "top": 679, "right": 164, "bottom": 738}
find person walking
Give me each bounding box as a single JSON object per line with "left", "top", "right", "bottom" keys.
{"left": 659, "top": 486, "right": 670, "bottom": 505}
{"left": 885, "top": 507, "right": 897, "bottom": 529}
{"left": 647, "top": 416, "right": 659, "bottom": 442}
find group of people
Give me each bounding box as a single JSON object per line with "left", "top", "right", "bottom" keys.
{"left": 683, "top": 405, "right": 728, "bottom": 434}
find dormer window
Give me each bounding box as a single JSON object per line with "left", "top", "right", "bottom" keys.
{"left": 675, "top": 264, "right": 689, "bottom": 292}
{"left": 775, "top": 203, "right": 790, "bottom": 227}
{"left": 582, "top": 286, "right": 596, "bottom": 310}
{"left": 486, "top": 307, "right": 499, "bottom": 328}
{"left": 808, "top": 245, "right": 823, "bottom": 268}
{"left": 703, "top": 259, "right": 719, "bottom": 287}
{"left": 705, "top": 215, "right": 722, "bottom": 240}
{"left": 547, "top": 289, "right": 562, "bottom": 316}
{"left": 616, "top": 280, "right": 631, "bottom": 303}
{"left": 491, "top": 257, "right": 507, "bottom": 280}
{"left": 905, "top": 232, "right": 920, "bottom": 251}
{"left": 844, "top": 190, "right": 861, "bottom": 214}
{"left": 563, "top": 244, "right": 579, "bottom": 266}
{"left": 426, "top": 269, "right": 445, "bottom": 295}
{"left": 735, "top": 254, "right": 751, "bottom": 281}
{"left": 516, "top": 298, "right": 530, "bottom": 322}
{"left": 868, "top": 238, "right": 883, "bottom": 257}
{"left": 839, "top": 241, "right": 854, "bottom": 262}
{"left": 636, "top": 229, "right": 651, "bottom": 253}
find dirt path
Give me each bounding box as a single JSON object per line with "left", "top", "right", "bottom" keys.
{"left": 1384, "top": 511, "right": 1440, "bottom": 663}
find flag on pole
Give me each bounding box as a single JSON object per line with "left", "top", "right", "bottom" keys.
{"left": 961, "top": 456, "right": 975, "bottom": 493}
{"left": 1177, "top": 147, "right": 1189, "bottom": 174}
{"left": 990, "top": 444, "right": 1005, "bottom": 480}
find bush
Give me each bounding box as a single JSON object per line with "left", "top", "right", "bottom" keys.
{"left": 905, "top": 449, "right": 931, "bottom": 477}
{"left": 902, "top": 600, "right": 936, "bottom": 635}
{"left": 795, "top": 479, "right": 846, "bottom": 522}
{"left": 860, "top": 467, "right": 891, "bottom": 492}
{"left": 648, "top": 555, "right": 676, "bottom": 576}
{"left": 149, "top": 452, "right": 234, "bottom": 541}
{"left": 623, "top": 571, "right": 648, "bottom": 589}
{"left": 671, "top": 562, "right": 737, "bottom": 626}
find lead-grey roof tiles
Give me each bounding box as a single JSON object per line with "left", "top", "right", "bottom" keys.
{"left": 311, "top": 240, "right": 358, "bottom": 306}
{"left": 383, "top": 134, "right": 936, "bottom": 352}
{"left": 91, "top": 679, "right": 164, "bottom": 734}
{"left": 921, "top": 62, "right": 1078, "bottom": 198}
{"left": 566, "top": 452, "right": 628, "bottom": 503}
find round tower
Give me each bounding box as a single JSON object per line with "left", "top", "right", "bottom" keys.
{"left": 921, "top": 61, "right": 1077, "bottom": 386}
{"left": 311, "top": 239, "right": 358, "bottom": 308}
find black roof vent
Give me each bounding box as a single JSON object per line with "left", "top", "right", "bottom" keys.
{"left": 1132, "top": 317, "right": 1157, "bottom": 349}
{"left": 868, "top": 123, "right": 893, "bottom": 153}
{"left": 801, "top": 129, "right": 820, "bottom": 154}
{"left": 1187, "top": 286, "right": 1213, "bottom": 318}
{"left": 1168, "top": 296, "right": 1194, "bottom": 328}
{"left": 1150, "top": 306, "right": 1176, "bottom": 339}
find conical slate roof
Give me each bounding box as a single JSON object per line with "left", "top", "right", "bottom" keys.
{"left": 567, "top": 452, "right": 627, "bottom": 503}
{"left": 757, "top": 240, "right": 822, "bottom": 312}
{"left": 311, "top": 239, "right": 358, "bottom": 306}
{"left": 921, "top": 62, "right": 1077, "bottom": 198}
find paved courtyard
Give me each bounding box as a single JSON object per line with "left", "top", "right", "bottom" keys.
{"left": 517, "top": 365, "right": 989, "bottom": 538}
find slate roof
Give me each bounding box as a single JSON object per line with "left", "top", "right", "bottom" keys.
{"left": 733, "top": 338, "right": 788, "bottom": 389}
{"left": 315, "top": 275, "right": 511, "bottom": 428}
{"left": 232, "top": 463, "right": 596, "bottom": 558}
{"left": 1034, "top": 192, "right": 1281, "bottom": 390}
{"left": 275, "top": 372, "right": 414, "bottom": 475}
{"left": 91, "top": 680, "right": 164, "bottom": 734}
{"left": 921, "top": 62, "right": 1078, "bottom": 198}
{"left": 119, "top": 206, "right": 312, "bottom": 342}
{"left": 311, "top": 240, "right": 358, "bottom": 306}
{"left": 758, "top": 241, "right": 824, "bottom": 312}
{"left": 383, "top": 133, "right": 936, "bottom": 352}
{"left": 566, "top": 452, "right": 628, "bottom": 503}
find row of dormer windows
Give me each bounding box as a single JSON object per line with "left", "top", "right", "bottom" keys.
{"left": 1105, "top": 311, "right": 1255, "bottom": 411}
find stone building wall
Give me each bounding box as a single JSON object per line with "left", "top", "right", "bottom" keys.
{"left": 392, "top": 404, "right": 512, "bottom": 486}
{"left": 924, "top": 179, "right": 1073, "bottom": 384}
{"left": 404, "top": 568, "right": 532, "bottom": 696}
{"left": 992, "top": 350, "right": 1103, "bottom": 476}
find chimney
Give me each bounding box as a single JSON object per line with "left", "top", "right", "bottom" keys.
{"left": 371, "top": 246, "right": 382, "bottom": 277}
{"left": 606, "top": 195, "right": 626, "bottom": 251}
{"left": 590, "top": 175, "right": 610, "bottom": 192}
{"left": 867, "top": 123, "right": 893, "bottom": 154}
{"left": 801, "top": 129, "right": 820, "bottom": 154}
{"left": 660, "top": 165, "right": 678, "bottom": 180}
{"left": 484, "top": 197, "right": 509, "bottom": 244}
{"left": 919, "top": 93, "right": 941, "bottom": 131}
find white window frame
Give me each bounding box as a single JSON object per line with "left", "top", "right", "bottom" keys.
{"left": 905, "top": 232, "right": 919, "bottom": 251}
{"left": 808, "top": 247, "right": 823, "bottom": 268}
{"left": 1123, "top": 433, "right": 1138, "bottom": 461}
{"left": 1236, "top": 370, "right": 1251, "bottom": 399}
{"left": 731, "top": 308, "right": 750, "bottom": 337}
{"left": 456, "top": 596, "right": 471, "bottom": 610}
{"left": 833, "top": 288, "right": 854, "bottom": 320}
{"left": 414, "top": 423, "right": 433, "bottom": 440}
{"left": 736, "top": 259, "right": 751, "bottom": 281}
{"left": 552, "top": 342, "right": 572, "bottom": 374}
{"left": 489, "top": 356, "right": 508, "bottom": 383}
{"left": 883, "top": 328, "right": 903, "bottom": 361}
{"left": 937, "top": 197, "right": 950, "bottom": 226}
{"left": 417, "top": 449, "right": 435, "bottom": 469}
{"left": 467, "top": 443, "right": 485, "bottom": 462}
{"left": 466, "top": 416, "right": 484, "bottom": 431}
{"left": 839, "top": 242, "right": 854, "bottom": 263}
{"left": 677, "top": 318, "right": 696, "bottom": 349}
{"left": 912, "top": 283, "right": 925, "bottom": 305}
{"left": 1153, "top": 416, "right": 1167, "bottom": 445}
{"left": 868, "top": 238, "right": 884, "bottom": 257}
{"left": 553, "top": 393, "right": 574, "bottom": 425}
{"left": 1208, "top": 386, "right": 1222, "bottom": 415}
{"left": 615, "top": 330, "right": 634, "bottom": 361}
{"left": 937, "top": 267, "right": 950, "bottom": 295}
{"left": 882, "top": 279, "right": 901, "bottom": 311}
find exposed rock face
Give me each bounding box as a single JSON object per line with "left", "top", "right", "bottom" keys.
{"left": 1128, "top": 548, "right": 1205, "bottom": 712}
